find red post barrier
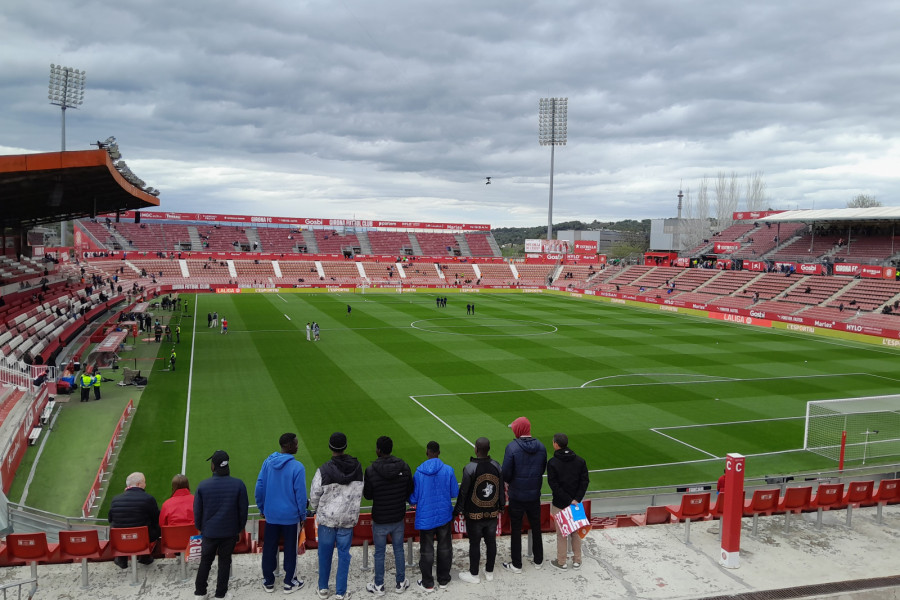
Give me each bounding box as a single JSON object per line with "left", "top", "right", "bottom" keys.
{"left": 720, "top": 453, "right": 745, "bottom": 569}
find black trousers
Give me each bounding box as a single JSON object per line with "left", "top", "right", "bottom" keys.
{"left": 418, "top": 521, "right": 452, "bottom": 588}
{"left": 508, "top": 498, "right": 543, "bottom": 568}
{"left": 465, "top": 518, "right": 498, "bottom": 575}
{"left": 195, "top": 535, "right": 237, "bottom": 598}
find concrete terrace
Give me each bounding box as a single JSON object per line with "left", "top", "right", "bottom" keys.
{"left": 1, "top": 504, "right": 899, "bottom": 600}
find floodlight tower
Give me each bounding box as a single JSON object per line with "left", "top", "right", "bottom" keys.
{"left": 48, "top": 64, "right": 85, "bottom": 246}
{"left": 49, "top": 64, "right": 85, "bottom": 151}
{"left": 539, "top": 97, "right": 567, "bottom": 242}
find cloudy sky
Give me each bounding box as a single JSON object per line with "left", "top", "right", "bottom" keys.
{"left": 2, "top": 1, "right": 899, "bottom": 228}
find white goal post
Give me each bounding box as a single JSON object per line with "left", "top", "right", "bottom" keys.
{"left": 804, "top": 395, "right": 900, "bottom": 462}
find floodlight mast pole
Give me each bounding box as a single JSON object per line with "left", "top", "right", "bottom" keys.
{"left": 539, "top": 98, "right": 567, "bottom": 242}
{"left": 48, "top": 64, "right": 86, "bottom": 245}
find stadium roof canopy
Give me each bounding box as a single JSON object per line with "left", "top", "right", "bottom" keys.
{"left": 762, "top": 207, "right": 900, "bottom": 222}
{"left": 0, "top": 150, "right": 159, "bottom": 229}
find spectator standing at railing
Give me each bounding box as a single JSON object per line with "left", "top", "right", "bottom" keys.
{"left": 454, "top": 437, "right": 504, "bottom": 584}
{"left": 310, "top": 432, "right": 364, "bottom": 600}
{"left": 502, "top": 416, "right": 547, "bottom": 574}
{"left": 363, "top": 435, "right": 414, "bottom": 595}
{"left": 409, "top": 441, "right": 459, "bottom": 593}
{"left": 194, "top": 450, "right": 249, "bottom": 600}
{"left": 255, "top": 432, "right": 308, "bottom": 594}
{"left": 546, "top": 433, "right": 589, "bottom": 570}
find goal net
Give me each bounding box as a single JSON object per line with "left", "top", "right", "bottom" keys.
{"left": 804, "top": 395, "right": 900, "bottom": 462}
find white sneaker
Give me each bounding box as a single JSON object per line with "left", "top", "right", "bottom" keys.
{"left": 502, "top": 562, "right": 522, "bottom": 574}
{"left": 317, "top": 590, "right": 330, "bottom": 599}
{"left": 415, "top": 580, "right": 434, "bottom": 594}
{"left": 572, "top": 561, "right": 582, "bottom": 570}
{"left": 394, "top": 580, "right": 410, "bottom": 594}
{"left": 484, "top": 571, "right": 494, "bottom": 582}
{"left": 284, "top": 578, "right": 305, "bottom": 594}
{"left": 458, "top": 571, "right": 480, "bottom": 585}
{"left": 335, "top": 593, "right": 351, "bottom": 600}
{"left": 366, "top": 582, "right": 385, "bottom": 596}
{"left": 533, "top": 562, "right": 542, "bottom": 570}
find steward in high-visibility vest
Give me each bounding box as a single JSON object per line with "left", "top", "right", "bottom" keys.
{"left": 92, "top": 372, "right": 102, "bottom": 400}
{"left": 80, "top": 373, "right": 93, "bottom": 402}
{"left": 170, "top": 350, "right": 177, "bottom": 371}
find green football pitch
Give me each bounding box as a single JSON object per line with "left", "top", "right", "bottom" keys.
{"left": 95, "top": 290, "right": 900, "bottom": 514}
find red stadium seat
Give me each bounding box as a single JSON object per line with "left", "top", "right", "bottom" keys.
{"left": 109, "top": 526, "right": 155, "bottom": 585}
{"left": 630, "top": 506, "right": 673, "bottom": 527}
{"left": 809, "top": 483, "right": 846, "bottom": 528}
{"left": 234, "top": 530, "right": 254, "bottom": 554}
{"left": 3, "top": 532, "right": 57, "bottom": 581}
{"left": 842, "top": 481, "right": 875, "bottom": 527}
{"left": 665, "top": 493, "right": 710, "bottom": 543}
{"left": 743, "top": 489, "right": 780, "bottom": 536}
{"left": 304, "top": 517, "right": 319, "bottom": 550}
{"left": 871, "top": 479, "right": 900, "bottom": 523}
{"left": 57, "top": 530, "right": 109, "bottom": 589}
{"left": 159, "top": 524, "right": 199, "bottom": 580}
{"left": 775, "top": 486, "right": 813, "bottom": 530}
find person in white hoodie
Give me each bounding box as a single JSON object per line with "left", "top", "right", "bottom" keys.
{"left": 310, "top": 432, "right": 364, "bottom": 600}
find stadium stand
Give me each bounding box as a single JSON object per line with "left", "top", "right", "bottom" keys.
{"left": 256, "top": 227, "right": 305, "bottom": 253}
{"left": 735, "top": 222, "right": 806, "bottom": 258}
{"left": 463, "top": 232, "right": 498, "bottom": 256}
{"left": 400, "top": 262, "right": 444, "bottom": 285}
{"left": 415, "top": 232, "right": 460, "bottom": 257}
{"left": 367, "top": 231, "right": 414, "bottom": 255}
{"left": 321, "top": 261, "right": 364, "bottom": 284}
{"left": 832, "top": 233, "right": 900, "bottom": 263}
{"left": 514, "top": 264, "right": 555, "bottom": 286}
{"left": 313, "top": 230, "right": 360, "bottom": 254}
{"left": 276, "top": 260, "right": 321, "bottom": 283}
{"left": 475, "top": 263, "right": 515, "bottom": 285}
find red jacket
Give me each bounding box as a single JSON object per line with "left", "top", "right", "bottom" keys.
{"left": 160, "top": 488, "right": 195, "bottom": 526}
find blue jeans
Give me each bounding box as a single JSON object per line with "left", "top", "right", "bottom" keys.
{"left": 317, "top": 525, "right": 353, "bottom": 596}
{"left": 372, "top": 520, "right": 406, "bottom": 587}
{"left": 262, "top": 522, "right": 299, "bottom": 587}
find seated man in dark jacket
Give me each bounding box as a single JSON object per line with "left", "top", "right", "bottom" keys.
{"left": 107, "top": 472, "right": 160, "bottom": 568}
{"left": 194, "top": 450, "right": 249, "bottom": 600}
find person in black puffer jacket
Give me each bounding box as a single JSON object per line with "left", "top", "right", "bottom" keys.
{"left": 363, "top": 436, "right": 415, "bottom": 594}
{"left": 107, "top": 472, "right": 160, "bottom": 568}
{"left": 547, "top": 433, "right": 589, "bottom": 570}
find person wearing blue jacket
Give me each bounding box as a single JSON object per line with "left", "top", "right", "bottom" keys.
{"left": 501, "top": 416, "right": 547, "bottom": 573}
{"left": 194, "top": 449, "right": 249, "bottom": 600}
{"left": 409, "top": 441, "right": 459, "bottom": 593}
{"left": 255, "top": 433, "right": 308, "bottom": 594}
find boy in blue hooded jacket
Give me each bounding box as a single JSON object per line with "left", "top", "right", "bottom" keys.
{"left": 255, "top": 432, "right": 308, "bottom": 594}
{"left": 409, "top": 441, "right": 459, "bottom": 593}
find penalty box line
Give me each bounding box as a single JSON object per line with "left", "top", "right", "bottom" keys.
{"left": 410, "top": 396, "right": 475, "bottom": 449}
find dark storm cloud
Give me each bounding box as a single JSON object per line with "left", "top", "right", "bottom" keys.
{"left": 2, "top": 0, "right": 899, "bottom": 226}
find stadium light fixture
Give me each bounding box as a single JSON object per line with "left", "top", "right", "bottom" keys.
{"left": 48, "top": 64, "right": 86, "bottom": 152}
{"left": 48, "top": 64, "right": 86, "bottom": 246}
{"left": 539, "top": 98, "right": 567, "bottom": 242}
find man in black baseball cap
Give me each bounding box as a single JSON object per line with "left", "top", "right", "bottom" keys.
{"left": 194, "top": 449, "right": 249, "bottom": 600}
